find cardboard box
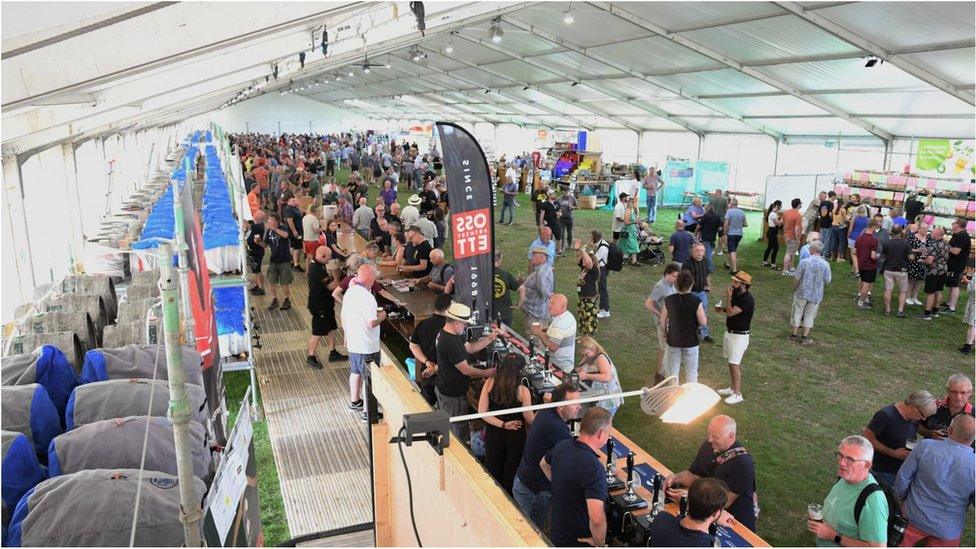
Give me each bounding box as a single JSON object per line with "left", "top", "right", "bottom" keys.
{"left": 579, "top": 195, "right": 597, "bottom": 210}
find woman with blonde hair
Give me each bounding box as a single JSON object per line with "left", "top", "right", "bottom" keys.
{"left": 848, "top": 204, "right": 870, "bottom": 276}
{"left": 575, "top": 336, "right": 623, "bottom": 417}
{"left": 302, "top": 203, "right": 323, "bottom": 265}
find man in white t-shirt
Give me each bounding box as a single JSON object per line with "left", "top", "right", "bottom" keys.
{"left": 612, "top": 192, "right": 630, "bottom": 243}
{"left": 341, "top": 264, "right": 385, "bottom": 418}
{"left": 505, "top": 163, "right": 519, "bottom": 187}
{"left": 529, "top": 293, "right": 577, "bottom": 373}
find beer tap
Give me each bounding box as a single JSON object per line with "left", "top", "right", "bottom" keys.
{"left": 605, "top": 438, "right": 625, "bottom": 491}
{"left": 651, "top": 473, "right": 665, "bottom": 515}
{"left": 623, "top": 452, "right": 639, "bottom": 503}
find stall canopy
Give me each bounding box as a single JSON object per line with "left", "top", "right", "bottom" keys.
{"left": 2, "top": 1, "right": 974, "bottom": 158}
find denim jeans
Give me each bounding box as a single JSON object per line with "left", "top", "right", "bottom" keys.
{"left": 702, "top": 241, "right": 715, "bottom": 273}
{"left": 500, "top": 200, "right": 515, "bottom": 224}
{"left": 646, "top": 194, "right": 657, "bottom": 223}
{"left": 513, "top": 476, "right": 551, "bottom": 530}
{"left": 664, "top": 345, "right": 700, "bottom": 383}
{"left": 820, "top": 226, "right": 835, "bottom": 257}
{"left": 831, "top": 226, "right": 848, "bottom": 258}
{"left": 692, "top": 290, "right": 710, "bottom": 339}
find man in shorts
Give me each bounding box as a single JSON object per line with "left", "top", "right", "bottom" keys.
{"left": 723, "top": 198, "right": 747, "bottom": 273}
{"left": 943, "top": 218, "right": 972, "bottom": 314}
{"left": 264, "top": 213, "right": 294, "bottom": 311}
{"left": 854, "top": 220, "right": 880, "bottom": 310}
{"left": 882, "top": 225, "right": 910, "bottom": 317}
{"left": 717, "top": 272, "right": 754, "bottom": 405}
{"left": 341, "top": 264, "right": 385, "bottom": 419}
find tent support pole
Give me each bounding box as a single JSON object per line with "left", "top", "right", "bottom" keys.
{"left": 158, "top": 241, "right": 204, "bottom": 547}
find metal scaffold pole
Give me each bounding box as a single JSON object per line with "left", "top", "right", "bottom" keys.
{"left": 157, "top": 242, "right": 204, "bottom": 547}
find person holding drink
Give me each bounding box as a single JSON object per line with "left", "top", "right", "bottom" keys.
{"left": 716, "top": 272, "right": 755, "bottom": 405}
{"left": 808, "top": 435, "right": 888, "bottom": 547}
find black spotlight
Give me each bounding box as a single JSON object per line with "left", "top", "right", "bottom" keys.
{"left": 410, "top": 2, "right": 426, "bottom": 34}
{"left": 321, "top": 27, "right": 328, "bottom": 56}
{"left": 864, "top": 56, "right": 879, "bottom": 68}
{"left": 299, "top": 52, "right": 306, "bottom": 69}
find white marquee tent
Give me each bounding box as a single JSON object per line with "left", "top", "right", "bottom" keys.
{"left": 2, "top": 1, "right": 974, "bottom": 316}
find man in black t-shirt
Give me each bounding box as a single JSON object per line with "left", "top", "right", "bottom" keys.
{"left": 400, "top": 226, "right": 433, "bottom": 278}
{"left": 541, "top": 407, "right": 610, "bottom": 547}
{"left": 263, "top": 213, "right": 294, "bottom": 310}
{"left": 904, "top": 190, "right": 933, "bottom": 224}
{"left": 648, "top": 478, "right": 736, "bottom": 547}
{"left": 697, "top": 205, "right": 722, "bottom": 272}
{"left": 882, "top": 225, "right": 911, "bottom": 317}
{"left": 246, "top": 210, "right": 266, "bottom": 296}
{"left": 863, "top": 390, "right": 937, "bottom": 489}
{"left": 435, "top": 303, "right": 500, "bottom": 442}
{"left": 664, "top": 415, "right": 758, "bottom": 533}
{"left": 682, "top": 243, "right": 712, "bottom": 344}
{"left": 919, "top": 373, "right": 973, "bottom": 439}
{"left": 539, "top": 190, "right": 563, "bottom": 248}
{"left": 717, "top": 271, "right": 754, "bottom": 405}
{"left": 283, "top": 195, "right": 305, "bottom": 271}
{"left": 514, "top": 382, "right": 581, "bottom": 528}
{"left": 492, "top": 252, "right": 520, "bottom": 326}
{"left": 305, "top": 246, "right": 346, "bottom": 369}
{"left": 943, "top": 218, "right": 972, "bottom": 313}
{"left": 408, "top": 293, "right": 452, "bottom": 405}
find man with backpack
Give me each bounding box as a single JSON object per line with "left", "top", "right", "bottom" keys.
{"left": 591, "top": 230, "right": 623, "bottom": 319}
{"left": 808, "top": 435, "right": 888, "bottom": 547}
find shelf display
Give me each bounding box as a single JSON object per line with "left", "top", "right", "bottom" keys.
{"left": 834, "top": 170, "right": 975, "bottom": 230}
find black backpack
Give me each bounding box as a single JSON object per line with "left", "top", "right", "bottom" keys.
{"left": 600, "top": 241, "right": 624, "bottom": 272}
{"left": 853, "top": 482, "right": 907, "bottom": 547}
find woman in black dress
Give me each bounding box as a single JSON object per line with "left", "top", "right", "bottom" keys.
{"left": 906, "top": 221, "right": 930, "bottom": 305}
{"left": 477, "top": 354, "right": 533, "bottom": 494}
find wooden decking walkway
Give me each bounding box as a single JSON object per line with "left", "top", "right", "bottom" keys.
{"left": 251, "top": 273, "right": 374, "bottom": 541}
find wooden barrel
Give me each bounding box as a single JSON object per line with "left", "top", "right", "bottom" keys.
{"left": 4, "top": 331, "right": 85, "bottom": 372}
{"left": 41, "top": 294, "right": 108, "bottom": 346}
{"left": 22, "top": 311, "right": 97, "bottom": 353}
{"left": 59, "top": 275, "right": 118, "bottom": 324}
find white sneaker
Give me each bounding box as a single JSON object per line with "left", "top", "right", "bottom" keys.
{"left": 716, "top": 388, "right": 734, "bottom": 396}
{"left": 724, "top": 393, "right": 744, "bottom": 405}
{"left": 597, "top": 310, "right": 610, "bottom": 319}
{"left": 717, "top": 250, "right": 724, "bottom": 256}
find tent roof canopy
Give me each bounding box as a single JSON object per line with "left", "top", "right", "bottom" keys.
{"left": 3, "top": 1, "right": 974, "bottom": 156}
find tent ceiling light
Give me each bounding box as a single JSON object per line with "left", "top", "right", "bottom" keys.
{"left": 563, "top": 6, "right": 574, "bottom": 25}
{"left": 489, "top": 18, "right": 503, "bottom": 43}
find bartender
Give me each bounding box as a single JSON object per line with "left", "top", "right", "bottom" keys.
{"left": 408, "top": 293, "right": 453, "bottom": 406}
{"left": 435, "top": 302, "right": 501, "bottom": 443}
{"left": 400, "top": 225, "right": 432, "bottom": 278}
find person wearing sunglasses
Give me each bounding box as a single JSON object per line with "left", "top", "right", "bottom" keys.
{"left": 808, "top": 435, "right": 888, "bottom": 547}
{"left": 862, "top": 391, "right": 937, "bottom": 490}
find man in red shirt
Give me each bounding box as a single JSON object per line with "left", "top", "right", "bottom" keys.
{"left": 854, "top": 220, "right": 880, "bottom": 309}
{"left": 781, "top": 198, "right": 803, "bottom": 275}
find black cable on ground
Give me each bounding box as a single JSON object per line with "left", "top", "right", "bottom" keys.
{"left": 397, "top": 426, "right": 423, "bottom": 547}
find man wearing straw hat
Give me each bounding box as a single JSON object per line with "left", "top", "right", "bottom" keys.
{"left": 435, "top": 302, "right": 501, "bottom": 441}
{"left": 401, "top": 194, "right": 422, "bottom": 229}
{"left": 717, "top": 271, "right": 755, "bottom": 405}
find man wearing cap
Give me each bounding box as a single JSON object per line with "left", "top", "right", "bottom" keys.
{"left": 400, "top": 196, "right": 421, "bottom": 229}
{"left": 519, "top": 247, "right": 555, "bottom": 332}
{"left": 862, "top": 390, "right": 937, "bottom": 489}
{"left": 717, "top": 272, "right": 754, "bottom": 405}
{"left": 435, "top": 303, "right": 501, "bottom": 441}
{"left": 527, "top": 226, "right": 557, "bottom": 268}
{"left": 539, "top": 190, "right": 563, "bottom": 254}
{"left": 400, "top": 226, "right": 433, "bottom": 278}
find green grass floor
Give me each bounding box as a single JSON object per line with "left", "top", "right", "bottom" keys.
{"left": 237, "top": 167, "right": 972, "bottom": 546}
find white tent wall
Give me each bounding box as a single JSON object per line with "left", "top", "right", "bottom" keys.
{"left": 593, "top": 129, "right": 639, "bottom": 166}
{"left": 640, "top": 131, "right": 701, "bottom": 171}
{"left": 201, "top": 93, "right": 379, "bottom": 135}
{"left": 775, "top": 138, "right": 887, "bottom": 175}
{"left": 0, "top": 124, "right": 180, "bottom": 321}
{"left": 700, "top": 134, "right": 777, "bottom": 193}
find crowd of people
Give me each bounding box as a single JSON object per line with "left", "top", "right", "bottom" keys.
{"left": 232, "top": 135, "right": 973, "bottom": 547}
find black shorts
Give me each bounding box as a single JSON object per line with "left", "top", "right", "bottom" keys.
{"left": 289, "top": 236, "right": 302, "bottom": 250}
{"left": 945, "top": 270, "right": 963, "bottom": 288}
{"left": 727, "top": 234, "right": 743, "bottom": 253}
{"left": 924, "top": 274, "right": 946, "bottom": 294}
{"left": 859, "top": 269, "right": 877, "bottom": 283}
{"left": 247, "top": 254, "right": 264, "bottom": 274}
{"left": 310, "top": 310, "right": 338, "bottom": 335}
{"left": 718, "top": 227, "right": 725, "bottom": 237}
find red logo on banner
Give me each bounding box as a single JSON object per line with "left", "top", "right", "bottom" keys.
{"left": 452, "top": 208, "right": 491, "bottom": 259}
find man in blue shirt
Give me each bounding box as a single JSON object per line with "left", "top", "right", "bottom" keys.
{"left": 512, "top": 383, "right": 582, "bottom": 529}
{"left": 541, "top": 407, "right": 611, "bottom": 547}
{"left": 648, "top": 478, "right": 737, "bottom": 547}
{"left": 527, "top": 226, "right": 557, "bottom": 267}
{"left": 670, "top": 220, "right": 696, "bottom": 264}
{"left": 894, "top": 414, "right": 975, "bottom": 547}
{"left": 790, "top": 240, "right": 832, "bottom": 344}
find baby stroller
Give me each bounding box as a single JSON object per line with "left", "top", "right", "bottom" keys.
{"left": 635, "top": 220, "right": 665, "bottom": 266}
